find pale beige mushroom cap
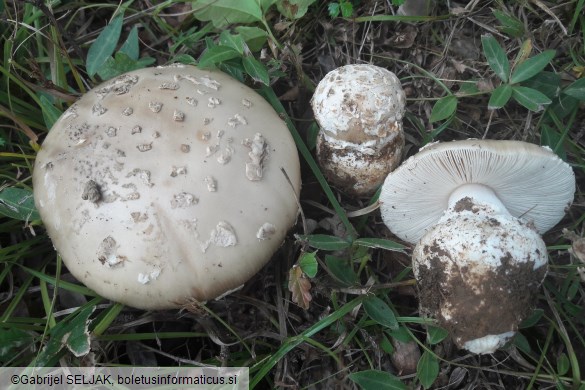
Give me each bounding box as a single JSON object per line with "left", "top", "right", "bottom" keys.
{"left": 33, "top": 64, "right": 301, "bottom": 310}
{"left": 310, "top": 64, "right": 406, "bottom": 195}
{"left": 380, "top": 140, "right": 575, "bottom": 243}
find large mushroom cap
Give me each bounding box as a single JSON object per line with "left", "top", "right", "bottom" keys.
{"left": 33, "top": 64, "right": 301, "bottom": 310}
{"left": 380, "top": 140, "right": 575, "bottom": 243}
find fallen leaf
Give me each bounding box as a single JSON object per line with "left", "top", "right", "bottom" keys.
{"left": 390, "top": 337, "right": 420, "bottom": 375}
{"left": 288, "top": 265, "right": 312, "bottom": 310}
{"left": 563, "top": 229, "right": 585, "bottom": 282}
{"left": 387, "top": 25, "right": 418, "bottom": 49}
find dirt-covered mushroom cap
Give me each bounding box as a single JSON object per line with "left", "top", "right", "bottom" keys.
{"left": 310, "top": 64, "right": 406, "bottom": 196}
{"left": 379, "top": 139, "right": 575, "bottom": 354}
{"left": 379, "top": 139, "right": 575, "bottom": 243}
{"left": 32, "top": 64, "right": 301, "bottom": 310}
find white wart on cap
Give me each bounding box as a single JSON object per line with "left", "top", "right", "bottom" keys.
{"left": 379, "top": 140, "right": 575, "bottom": 354}
{"left": 310, "top": 64, "right": 406, "bottom": 196}
{"left": 33, "top": 64, "right": 301, "bottom": 310}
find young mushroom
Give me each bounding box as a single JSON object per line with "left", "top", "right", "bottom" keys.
{"left": 33, "top": 64, "right": 301, "bottom": 310}
{"left": 310, "top": 64, "right": 406, "bottom": 196}
{"left": 379, "top": 140, "right": 575, "bottom": 354}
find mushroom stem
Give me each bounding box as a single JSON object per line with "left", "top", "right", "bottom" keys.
{"left": 447, "top": 184, "right": 509, "bottom": 216}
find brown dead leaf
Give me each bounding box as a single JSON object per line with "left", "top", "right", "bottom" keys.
{"left": 476, "top": 79, "right": 495, "bottom": 93}
{"left": 451, "top": 58, "right": 468, "bottom": 74}
{"left": 386, "top": 25, "right": 418, "bottom": 49}
{"left": 390, "top": 337, "right": 420, "bottom": 375}
{"left": 563, "top": 229, "right": 585, "bottom": 282}
{"left": 288, "top": 265, "right": 312, "bottom": 310}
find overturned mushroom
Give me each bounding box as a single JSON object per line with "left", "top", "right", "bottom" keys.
{"left": 310, "top": 64, "right": 406, "bottom": 196}
{"left": 379, "top": 140, "right": 575, "bottom": 354}
{"left": 33, "top": 64, "right": 301, "bottom": 310}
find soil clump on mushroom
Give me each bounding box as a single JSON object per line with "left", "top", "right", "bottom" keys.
{"left": 417, "top": 251, "right": 548, "bottom": 349}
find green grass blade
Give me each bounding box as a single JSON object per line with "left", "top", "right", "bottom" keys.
{"left": 259, "top": 86, "right": 356, "bottom": 239}
{"left": 353, "top": 238, "right": 407, "bottom": 252}
{"left": 250, "top": 297, "right": 362, "bottom": 388}
{"left": 298, "top": 234, "right": 352, "bottom": 251}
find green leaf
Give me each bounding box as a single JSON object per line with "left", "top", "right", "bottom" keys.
{"left": 563, "top": 78, "right": 585, "bottom": 101}
{"left": 459, "top": 81, "right": 480, "bottom": 95}
{"left": 349, "top": 370, "right": 407, "bottom": 390}
{"left": 298, "top": 234, "right": 351, "bottom": 251}
{"left": 426, "top": 326, "right": 449, "bottom": 345}
{"left": 119, "top": 25, "right": 139, "bottom": 61}
{"left": 513, "top": 332, "right": 531, "bottom": 354}
{"left": 219, "top": 30, "right": 245, "bottom": 54}
{"left": 488, "top": 84, "right": 512, "bottom": 109}
{"left": 325, "top": 255, "right": 358, "bottom": 286}
{"left": 198, "top": 45, "right": 241, "bottom": 68}
{"left": 242, "top": 56, "right": 270, "bottom": 85}
{"left": 430, "top": 95, "right": 457, "bottom": 123}
{"left": 328, "top": 2, "right": 340, "bottom": 17}
{"left": 170, "top": 54, "right": 197, "bottom": 65}
{"left": 0, "top": 187, "right": 40, "bottom": 221}
{"left": 363, "top": 296, "right": 399, "bottom": 330}
{"left": 512, "top": 86, "right": 552, "bottom": 111}
{"left": 354, "top": 238, "right": 406, "bottom": 252}
{"left": 522, "top": 71, "right": 561, "bottom": 99}
{"left": 235, "top": 26, "right": 268, "bottom": 52}
{"left": 86, "top": 14, "right": 124, "bottom": 77}
{"left": 481, "top": 34, "right": 510, "bottom": 82}
{"left": 276, "top": 0, "right": 317, "bottom": 19}
{"left": 510, "top": 50, "right": 555, "bottom": 84}
{"left": 340, "top": 1, "right": 354, "bottom": 17}
{"left": 416, "top": 350, "right": 440, "bottom": 389}
{"left": 557, "top": 353, "right": 570, "bottom": 376}
{"left": 299, "top": 251, "right": 318, "bottom": 278}
{"left": 34, "top": 305, "right": 95, "bottom": 366}
{"left": 97, "top": 52, "right": 155, "bottom": 80}
{"left": 192, "top": 0, "right": 264, "bottom": 28}
{"left": 492, "top": 9, "right": 525, "bottom": 38}
{"left": 40, "top": 95, "right": 63, "bottom": 129}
